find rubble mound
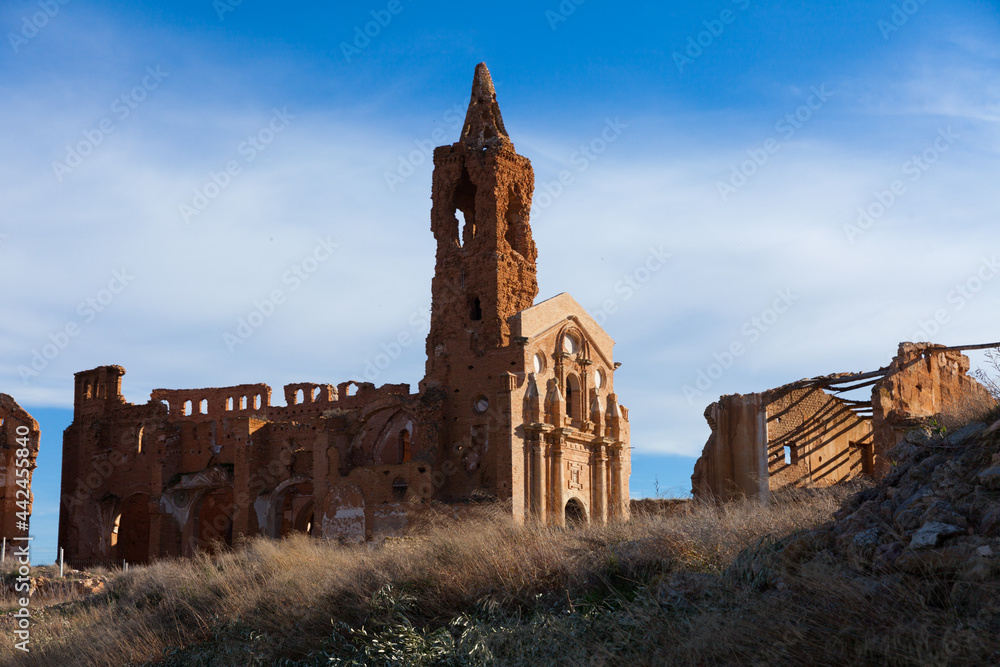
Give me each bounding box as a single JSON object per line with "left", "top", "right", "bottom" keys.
{"left": 729, "top": 415, "right": 1000, "bottom": 613}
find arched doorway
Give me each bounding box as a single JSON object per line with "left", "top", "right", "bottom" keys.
{"left": 292, "top": 500, "right": 315, "bottom": 535}
{"left": 565, "top": 498, "right": 587, "bottom": 526}
{"left": 113, "top": 494, "right": 151, "bottom": 565}
{"left": 274, "top": 481, "right": 314, "bottom": 537}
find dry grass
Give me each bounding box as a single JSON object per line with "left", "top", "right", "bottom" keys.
{"left": 0, "top": 484, "right": 994, "bottom": 666}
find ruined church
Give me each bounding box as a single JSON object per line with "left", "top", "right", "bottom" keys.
{"left": 59, "top": 64, "right": 631, "bottom": 566}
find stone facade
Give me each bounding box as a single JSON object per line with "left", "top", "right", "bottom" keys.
{"left": 692, "top": 342, "right": 995, "bottom": 501}
{"left": 58, "top": 64, "right": 631, "bottom": 566}
{"left": 0, "top": 394, "right": 40, "bottom": 541}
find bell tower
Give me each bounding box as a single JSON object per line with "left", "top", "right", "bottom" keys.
{"left": 424, "top": 63, "right": 538, "bottom": 388}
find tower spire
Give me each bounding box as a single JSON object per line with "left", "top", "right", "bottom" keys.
{"left": 460, "top": 63, "right": 512, "bottom": 150}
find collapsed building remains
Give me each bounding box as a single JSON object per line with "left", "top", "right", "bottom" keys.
{"left": 59, "top": 64, "right": 631, "bottom": 567}
{"left": 0, "top": 394, "right": 40, "bottom": 541}
{"left": 692, "top": 342, "right": 997, "bottom": 501}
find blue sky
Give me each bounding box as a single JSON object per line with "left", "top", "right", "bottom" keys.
{"left": 2, "top": 0, "right": 999, "bottom": 562}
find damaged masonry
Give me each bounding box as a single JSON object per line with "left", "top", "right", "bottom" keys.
{"left": 692, "top": 342, "right": 998, "bottom": 502}
{"left": 58, "top": 64, "right": 631, "bottom": 568}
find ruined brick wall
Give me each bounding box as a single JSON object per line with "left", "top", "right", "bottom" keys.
{"left": 766, "top": 387, "right": 873, "bottom": 490}
{"left": 60, "top": 365, "right": 447, "bottom": 566}
{"left": 0, "top": 394, "right": 40, "bottom": 541}
{"left": 692, "top": 342, "right": 996, "bottom": 502}
{"left": 872, "top": 342, "right": 997, "bottom": 474}
{"left": 692, "top": 388, "right": 873, "bottom": 501}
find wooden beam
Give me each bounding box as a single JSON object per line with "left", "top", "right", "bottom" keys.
{"left": 929, "top": 342, "right": 1000, "bottom": 353}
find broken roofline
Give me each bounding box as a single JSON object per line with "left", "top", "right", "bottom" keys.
{"left": 771, "top": 341, "right": 1000, "bottom": 396}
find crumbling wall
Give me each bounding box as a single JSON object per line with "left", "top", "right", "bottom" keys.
{"left": 691, "top": 393, "right": 767, "bottom": 502}
{"left": 692, "top": 341, "right": 996, "bottom": 502}
{"left": 0, "top": 394, "right": 40, "bottom": 540}
{"left": 767, "top": 388, "right": 873, "bottom": 490}
{"left": 872, "top": 342, "right": 997, "bottom": 474}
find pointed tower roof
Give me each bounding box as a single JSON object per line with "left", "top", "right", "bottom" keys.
{"left": 460, "top": 63, "right": 512, "bottom": 150}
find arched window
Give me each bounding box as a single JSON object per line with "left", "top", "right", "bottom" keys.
{"left": 296, "top": 389, "right": 305, "bottom": 405}
{"left": 565, "top": 374, "right": 581, "bottom": 420}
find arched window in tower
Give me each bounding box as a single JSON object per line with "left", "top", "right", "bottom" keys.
{"left": 469, "top": 296, "right": 482, "bottom": 321}
{"left": 454, "top": 165, "right": 477, "bottom": 247}
{"left": 505, "top": 185, "right": 526, "bottom": 256}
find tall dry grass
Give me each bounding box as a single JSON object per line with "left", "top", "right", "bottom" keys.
{"left": 0, "top": 483, "right": 994, "bottom": 666}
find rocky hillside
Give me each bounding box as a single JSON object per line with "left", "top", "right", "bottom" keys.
{"left": 728, "top": 415, "right": 1000, "bottom": 632}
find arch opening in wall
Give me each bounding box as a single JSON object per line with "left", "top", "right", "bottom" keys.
{"left": 195, "top": 487, "right": 234, "bottom": 553}
{"left": 312, "top": 387, "right": 322, "bottom": 401}
{"left": 226, "top": 397, "right": 234, "bottom": 411}
{"left": 114, "top": 494, "right": 151, "bottom": 565}
{"left": 274, "top": 482, "right": 314, "bottom": 538}
{"left": 254, "top": 395, "right": 262, "bottom": 410}
{"left": 293, "top": 500, "right": 315, "bottom": 536}
{"left": 296, "top": 389, "right": 305, "bottom": 405}
{"left": 455, "top": 165, "right": 477, "bottom": 247}
{"left": 200, "top": 399, "right": 208, "bottom": 415}
{"left": 183, "top": 400, "right": 193, "bottom": 417}
{"left": 562, "top": 333, "right": 580, "bottom": 355}
{"left": 240, "top": 396, "right": 248, "bottom": 410}
{"left": 565, "top": 498, "right": 587, "bottom": 526}
{"left": 469, "top": 296, "right": 482, "bottom": 321}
